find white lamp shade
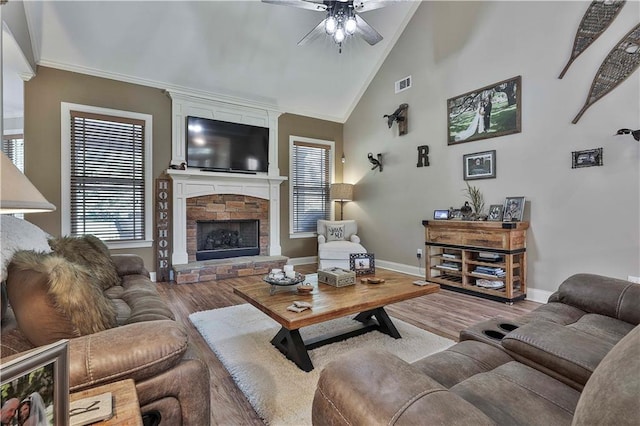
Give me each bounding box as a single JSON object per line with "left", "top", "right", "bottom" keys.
{"left": 1, "top": 152, "right": 56, "bottom": 214}
{"left": 330, "top": 183, "right": 353, "bottom": 201}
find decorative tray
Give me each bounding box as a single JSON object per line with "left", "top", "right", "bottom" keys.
{"left": 263, "top": 272, "right": 306, "bottom": 286}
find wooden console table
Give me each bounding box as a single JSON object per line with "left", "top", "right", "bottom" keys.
{"left": 423, "top": 220, "right": 528, "bottom": 304}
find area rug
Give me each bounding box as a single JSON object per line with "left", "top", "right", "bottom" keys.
{"left": 189, "top": 304, "right": 455, "bottom": 425}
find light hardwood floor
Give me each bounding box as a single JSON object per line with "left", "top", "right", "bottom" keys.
{"left": 156, "top": 265, "right": 541, "bottom": 425}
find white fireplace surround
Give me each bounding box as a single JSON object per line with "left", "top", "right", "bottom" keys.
{"left": 167, "top": 92, "right": 287, "bottom": 265}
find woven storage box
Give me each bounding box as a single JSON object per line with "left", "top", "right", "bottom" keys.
{"left": 318, "top": 268, "right": 356, "bottom": 287}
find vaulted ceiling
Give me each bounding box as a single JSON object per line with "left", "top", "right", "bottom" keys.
{"left": 10, "top": 0, "right": 420, "bottom": 123}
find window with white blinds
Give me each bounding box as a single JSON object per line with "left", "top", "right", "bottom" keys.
{"left": 2, "top": 136, "right": 24, "bottom": 173}
{"left": 2, "top": 136, "right": 25, "bottom": 219}
{"left": 289, "top": 137, "right": 334, "bottom": 236}
{"left": 61, "top": 103, "right": 153, "bottom": 248}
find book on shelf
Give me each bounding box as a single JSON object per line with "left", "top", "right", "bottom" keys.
{"left": 436, "top": 263, "right": 461, "bottom": 271}
{"left": 442, "top": 253, "right": 461, "bottom": 259}
{"left": 477, "top": 252, "right": 503, "bottom": 261}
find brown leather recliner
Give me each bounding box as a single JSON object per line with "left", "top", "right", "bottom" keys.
{"left": 1, "top": 254, "right": 210, "bottom": 425}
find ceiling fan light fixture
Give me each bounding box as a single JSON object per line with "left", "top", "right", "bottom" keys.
{"left": 345, "top": 16, "right": 357, "bottom": 34}
{"left": 325, "top": 15, "right": 337, "bottom": 35}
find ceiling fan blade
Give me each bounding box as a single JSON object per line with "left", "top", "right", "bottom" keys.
{"left": 298, "top": 20, "right": 327, "bottom": 46}
{"left": 355, "top": 15, "right": 383, "bottom": 45}
{"left": 352, "top": 1, "right": 389, "bottom": 13}
{"left": 261, "top": 0, "right": 327, "bottom": 11}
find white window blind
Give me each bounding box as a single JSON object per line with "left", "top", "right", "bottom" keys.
{"left": 69, "top": 111, "right": 146, "bottom": 242}
{"left": 291, "top": 140, "right": 332, "bottom": 233}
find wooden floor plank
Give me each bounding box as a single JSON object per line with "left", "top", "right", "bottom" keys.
{"left": 156, "top": 264, "right": 540, "bottom": 425}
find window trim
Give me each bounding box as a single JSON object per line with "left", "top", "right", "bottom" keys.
{"left": 288, "top": 135, "right": 335, "bottom": 239}
{"left": 61, "top": 102, "right": 153, "bottom": 249}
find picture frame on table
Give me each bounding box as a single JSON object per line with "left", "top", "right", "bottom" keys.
{"left": 349, "top": 253, "right": 376, "bottom": 276}
{"left": 571, "top": 148, "right": 603, "bottom": 168}
{"left": 447, "top": 76, "right": 522, "bottom": 145}
{"left": 0, "top": 340, "right": 69, "bottom": 426}
{"left": 487, "top": 204, "right": 504, "bottom": 221}
{"left": 502, "top": 196, "right": 525, "bottom": 222}
{"left": 463, "top": 150, "right": 496, "bottom": 180}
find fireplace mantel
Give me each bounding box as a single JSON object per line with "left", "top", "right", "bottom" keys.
{"left": 168, "top": 169, "right": 287, "bottom": 265}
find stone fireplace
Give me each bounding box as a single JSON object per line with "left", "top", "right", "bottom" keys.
{"left": 186, "top": 194, "right": 269, "bottom": 262}
{"left": 167, "top": 169, "right": 286, "bottom": 266}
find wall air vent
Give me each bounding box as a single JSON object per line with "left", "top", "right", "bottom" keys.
{"left": 395, "top": 75, "right": 412, "bottom": 94}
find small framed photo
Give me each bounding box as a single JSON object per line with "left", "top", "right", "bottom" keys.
{"left": 503, "top": 196, "right": 525, "bottom": 222}
{"left": 463, "top": 150, "right": 496, "bottom": 180}
{"left": 487, "top": 204, "right": 504, "bottom": 221}
{"left": 434, "top": 209, "right": 450, "bottom": 220}
{"left": 572, "top": 148, "right": 603, "bottom": 168}
{"left": 0, "top": 340, "right": 69, "bottom": 426}
{"left": 350, "top": 253, "right": 375, "bottom": 276}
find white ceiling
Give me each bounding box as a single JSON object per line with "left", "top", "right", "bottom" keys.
{"left": 14, "top": 0, "right": 420, "bottom": 123}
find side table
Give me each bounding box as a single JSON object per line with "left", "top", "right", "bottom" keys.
{"left": 70, "top": 379, "right": 142, "bottom": 425}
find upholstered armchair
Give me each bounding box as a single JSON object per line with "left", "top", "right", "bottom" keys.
{"left": 317, "top": 220, "right": 366, "bottom": 270}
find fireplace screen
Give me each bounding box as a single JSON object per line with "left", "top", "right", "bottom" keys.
{"left": 196, "top": 219, "right": 259, "bottom": 260}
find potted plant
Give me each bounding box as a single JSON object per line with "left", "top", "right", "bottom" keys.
{"left": 463, "top": 182, "right": 485, "bottom": 220}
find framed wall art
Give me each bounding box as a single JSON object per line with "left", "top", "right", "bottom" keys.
{"left": 463, "top": 150, "right": 496, "bottom": 180}
{"left": 448, "top": 76, "right": 522, "bottom": 145}
{"left": 503, "top": 196, "right": 525, "bottom": 222}
{"left": 349, "top": 253, "right": 375, "bottom": 276}
{"left": 0, "top": 340, "right": 69, "bottom": 426}
{"left": 572, "top": 148, "right": 603, "bottom": 168}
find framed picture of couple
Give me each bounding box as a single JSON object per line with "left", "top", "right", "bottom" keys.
{"left": 0, "top": 340, "right": 69, "bottom": 426}
{"left": 447, "top": 76, "right": 522, "bottom": 145}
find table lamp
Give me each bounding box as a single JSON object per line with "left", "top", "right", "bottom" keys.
{"left": 330, "top": 183, "right": 353, "bottom": 220}
{"left": 1, "top": 151, "right": 56, "bottom": 214}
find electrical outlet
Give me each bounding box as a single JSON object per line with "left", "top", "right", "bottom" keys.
{"left": 416, "top": 249, "right": 423, "bottom": 258}
{"left": 628, "top": 275, "right": 640, "bottom": 284}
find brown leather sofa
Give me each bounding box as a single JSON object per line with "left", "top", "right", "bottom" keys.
{"left": 1, "top": 243, "right": 210, "bottom": 425}
{"left": 312, "top": 274, "right": 640, "bottom": 425}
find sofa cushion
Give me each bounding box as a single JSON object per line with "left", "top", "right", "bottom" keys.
{"left": 556, "top": 274, "right": 640, "bottom": 325}
{"left": 413, "top": 340, "right": 514, "bottom": 388}
{"left": 572, "top": 325, "right": 640, "bottom": 425}
{"left": 318, "top": 240, "right": 367, "bottom": 259}
{"left": 6, "top": 251, "right": 117, "bottom": 346}
{"left": 450, "top": 361, "right": 580, "bottom": 425}
{"left": 502, "top": 320, "right": 614, "bottom": 389}
{"left": 49, "top": 235, "right": 120, "bottom": 290}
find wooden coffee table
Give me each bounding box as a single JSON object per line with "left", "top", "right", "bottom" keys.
{"left": 233, "top": 276, "right": 439, "bottom": 371}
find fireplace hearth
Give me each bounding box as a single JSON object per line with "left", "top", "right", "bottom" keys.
{"left": 196, "top": 219, "right": 259, "bottom": 261}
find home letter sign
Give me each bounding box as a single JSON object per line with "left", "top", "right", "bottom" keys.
{"left": 155, "top": 175, "right": 172, "bottom": 282}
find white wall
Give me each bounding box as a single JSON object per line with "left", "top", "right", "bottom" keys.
{"left": 344, "top": 1, "right": 640, "bottom": 298}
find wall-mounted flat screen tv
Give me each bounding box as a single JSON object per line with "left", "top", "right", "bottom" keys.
{"left": 186, "top": 116, "right": 269, "bottom": 173}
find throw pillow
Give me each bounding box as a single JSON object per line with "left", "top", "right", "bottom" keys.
{"left": 0, "top": 215, "right": 52, "bottom": 282}
{"left": 49, "top": 235, "right": 120, "bottom": 290}
{"left": 326, "top": 224, "right": 346, "bottom": 242}
{"left": 6, "top": 251, "right": 117, "bottom": 346}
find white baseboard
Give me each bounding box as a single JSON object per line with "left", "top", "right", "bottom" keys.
{"left": 287, "top": 256, "right": 317, "bottom": 266}
{"left": 376, "top": 259, "right": 424, "bottom": 278}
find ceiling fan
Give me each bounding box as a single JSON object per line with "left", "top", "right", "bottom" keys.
{"left": 262, "top": 0, "right": 388, "bottom": 51}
